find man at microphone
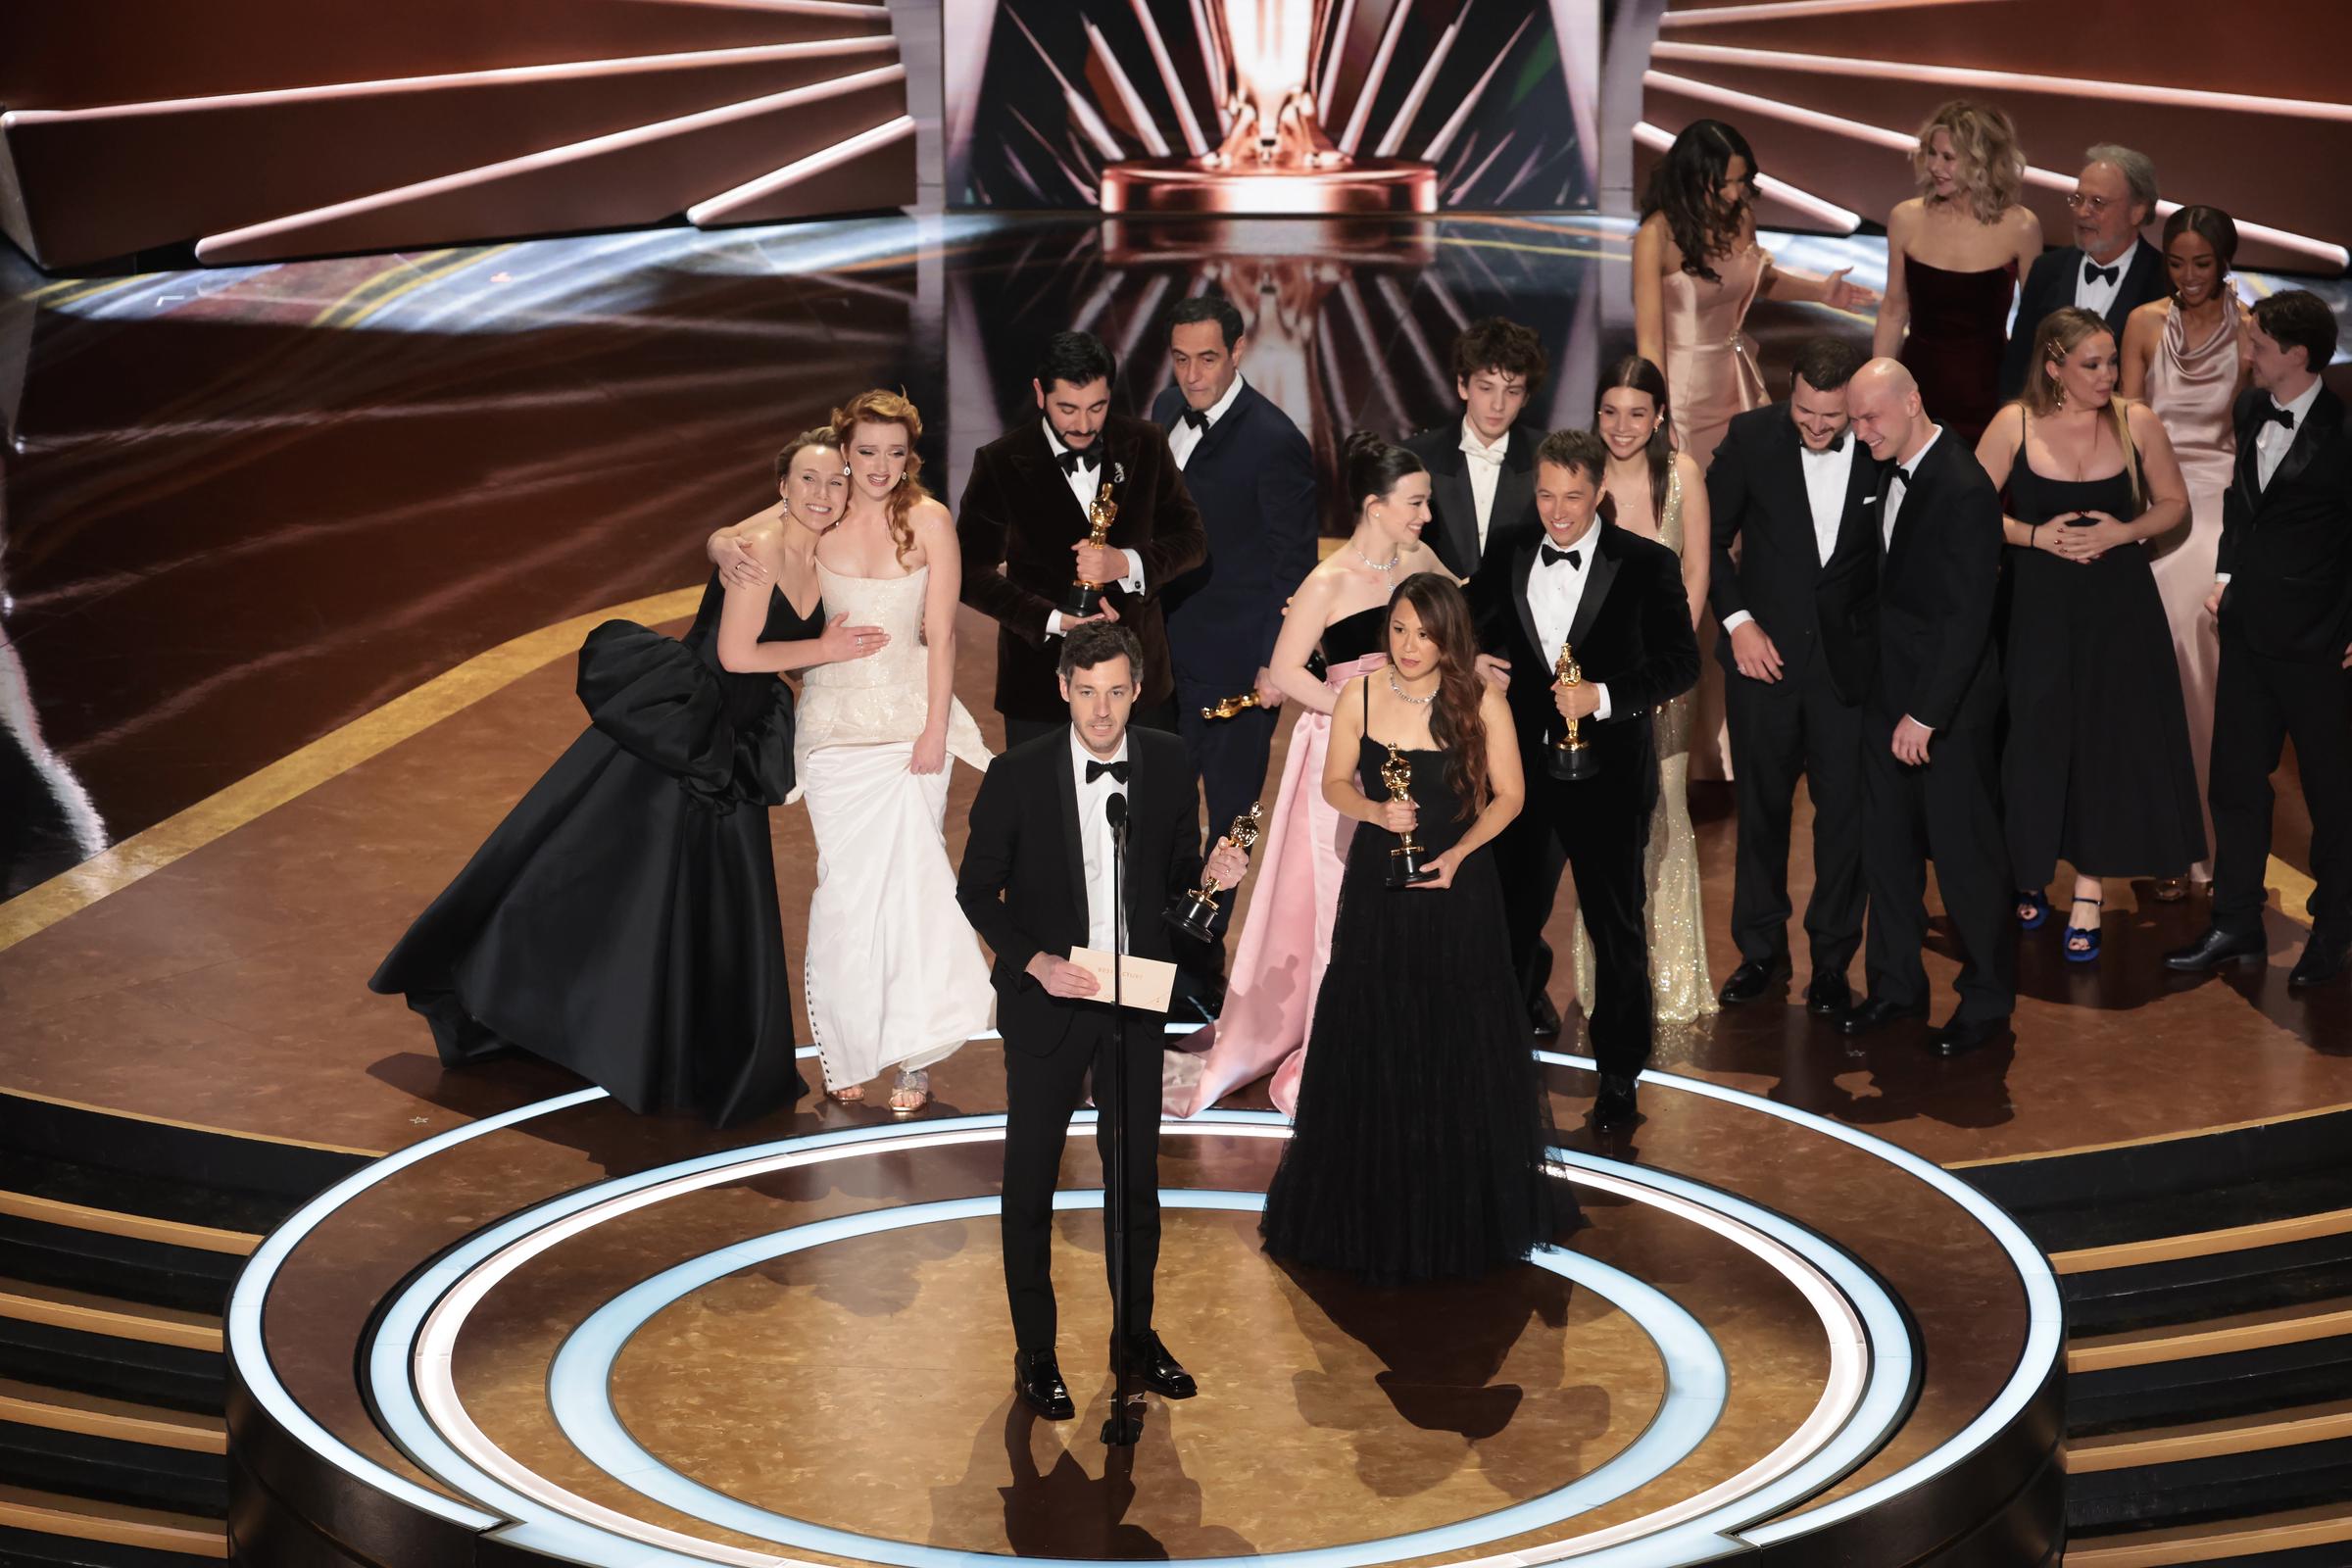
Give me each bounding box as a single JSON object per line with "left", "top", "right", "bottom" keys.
{"left": 956, "top": 621, "right": 1251, "bottom": 1421}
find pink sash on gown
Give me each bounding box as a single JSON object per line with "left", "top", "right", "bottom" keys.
{"left": 1165, "top": 651, "right": 1386, "bottom": 1118}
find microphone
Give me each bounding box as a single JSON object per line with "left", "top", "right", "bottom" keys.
{"left": 1105, "top": 791, "right": 1128, "bottom": 843}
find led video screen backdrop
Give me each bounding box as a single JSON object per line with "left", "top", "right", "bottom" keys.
{"left": 944, "top": 0, "right": 1599, "bottom": 215}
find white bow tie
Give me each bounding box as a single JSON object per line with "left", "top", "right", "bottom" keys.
{"left": 1460, "top": 438, "right": 1505, "bottom": 467}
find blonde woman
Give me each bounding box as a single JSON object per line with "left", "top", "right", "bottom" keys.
{"left": 1975, "top": 310, "right": 2201, "bottom": 963}
{"left": 712, "top": 392, "right": 994, "bottom": 1112}
{"left": 1875, "top": 100, "right": 2043, "bottom": 444}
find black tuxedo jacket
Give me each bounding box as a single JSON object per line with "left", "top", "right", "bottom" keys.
{"left": 1997, "top": 237, "right": 2165, "bottom": 400}
{"left": 1404, "top": 418, "right": 1544, "bottom": 580}
{"left": 2217, "top": 385, "right": 2352, "bottom": 662}
{"left": 1151, "top": 381, "right": 1320, "bottom": 691}
{"left": 1855, "top": 430, "right": 2004, "bottom": 732}
{"left": 956, "top": 414, "right": 1208, "bottom": 719}
{"left": 954, "top": 727, "right": 1205, "bottom": 1054}
{"left": 1469, "top": 521, "right": 1700, "bottom": 818}
{"left": 1706, "top": 402, "right": 1883, "bottom": 705}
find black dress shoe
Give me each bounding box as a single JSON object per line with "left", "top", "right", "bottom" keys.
{"left": 1529, "top": 992, "right": 1562, "bottom": 1039}
{"left": 1718, "top": 960, "right": 1788, "bottom": 1004}
{"left": 1838, "top": 996, "right": 1928, "bottom": 1036}
{"left": 1118, "top": 1331, "right": 1198, "bottom": 1399}
{"left": 1591, "top": 1073, "right": 1640, "bottom": 1128}
{"left": 2163, "top": 926, "right": 2265, "bottom": 972}
{"left": 1804, "top": 970, "right": 1853, "bottom": 1016}
{"left": 1929, "top": 1014, "right": 2010, "bottom": 1057}
{"left": 1013, "top": 1350, "right": 1075, "bottom": 1420}
{"left": 2291, "top": 932, "right": 2351, "bottom": 989}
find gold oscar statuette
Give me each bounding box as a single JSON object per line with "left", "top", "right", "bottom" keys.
{"left": 1163, "top": 803, "right": 1265, "bottom": 941}
{"left": 1381, "top": 744, "right": 1435, "bottom": 887}
{"left": 1547, "top": 642, "right": 1599, "bottom": 782}
{"left": 1061, "top": 472, "right": 1119, "bottom": 618}
{"left": 1200, "top": 690, "right": 1262, "bottom": 720}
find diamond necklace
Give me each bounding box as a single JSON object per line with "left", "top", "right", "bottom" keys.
{"left": 1387, "top": 668, "right": 1435, "bottom": 706}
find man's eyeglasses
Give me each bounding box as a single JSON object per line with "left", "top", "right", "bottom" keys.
{"left": 2065, "top": 192, "right": 2117, "bottom": 214}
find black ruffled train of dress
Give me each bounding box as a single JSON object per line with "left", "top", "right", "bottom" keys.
{"left": 1260, "top": 701, "right": 1570, "bottom": 1285}
{"left": 369, "top": 573, "right": 814, "bottom": 1127}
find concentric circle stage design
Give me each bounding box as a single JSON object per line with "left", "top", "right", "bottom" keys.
{"left": 227, "top": 1054, "right": 2064, "bottom": 1567}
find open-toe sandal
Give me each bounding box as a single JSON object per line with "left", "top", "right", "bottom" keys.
{"left": 2064, "top": 897, "right": 2103, "bottom": 964}
{"left": 888, "top": 1068, "right": 931, "bottom": 1116}
{"left": 2016, "top": 889, "right": 2052, "bottom": 930}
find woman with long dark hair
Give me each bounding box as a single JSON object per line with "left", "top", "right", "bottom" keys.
{"left": 2121, "top": 205, "right": 2252, "bottom": 894}
{"left": 370, "top": 429, "right": 881, "bottom": 1127}
{"left": 1636, "top": 119, "right": 1877, "bottom": 467}
{"left": 1169, "top": 431, "right": 1448, "bottom": 1117}
{"left": 1977, "top": 310, "right": 2202, "bottom": 961}
{"left": 1573, "top": 356, "right": 1717, "bottom": 1021}
{"left": 1260, "top": 573, "right": 1567, "bottom": 1285}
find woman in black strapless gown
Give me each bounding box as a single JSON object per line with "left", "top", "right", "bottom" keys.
{"left": 1261, "top": 574, "right": 1567, "bottom": 1285}
{"left": 372, "top": 431, "right": 867, "bottom": 1125}
{"left": 1979, "top": 311, "right": 2201, "bottom": 962}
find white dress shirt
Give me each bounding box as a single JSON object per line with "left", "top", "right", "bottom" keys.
{"left": 1884, "top": 424, "right": 1942, "bottom": 551}
{"left": 2073, "top": 248, "right": 2130, "bottom": 318}
{"left": 1460, "top": 419, "right": 1510, "bottom": 552}
{"left": 1722, "top": 432, "right": 1855, "bottom": 634}
{"left": 1170, "top": 372, "right": 1246, "bottom": 469}
{"left": 1043, "top": 419, "right": 1146, "bottom": 638}
{"left": 1528, "top": 532, "right": 1613, "bottom": 721}
{"left": 1069, "top": 730, "right": 1131, "bottom": 955}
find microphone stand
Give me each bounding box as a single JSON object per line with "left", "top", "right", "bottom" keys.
{"left": 1101, "top": 791, "right": 1141, "bottom": 1446}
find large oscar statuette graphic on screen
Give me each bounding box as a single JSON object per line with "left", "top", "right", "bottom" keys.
{"left": 1100, "top": 1, "right": 1435, "bottom": 215}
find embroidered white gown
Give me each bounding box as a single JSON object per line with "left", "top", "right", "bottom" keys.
{"left": 795, "top": 564, "right": 994, "bottom": 1090}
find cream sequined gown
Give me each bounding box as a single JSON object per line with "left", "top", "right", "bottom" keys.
{"left": 795, "top": 563, "right": 994, "bottom": 1091}
{"left": 1573, "top": 466, "right": 1718, "bottom": 1022}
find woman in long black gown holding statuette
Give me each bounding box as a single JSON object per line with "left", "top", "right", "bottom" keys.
{"left": 1261, "top": 572, "right": 1566, "bottom": 1285}
{"left": 371, "top": 430, "right": 885, "bottom": 1126}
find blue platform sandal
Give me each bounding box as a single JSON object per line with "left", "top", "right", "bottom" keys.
{"left": 2016, "top": 889, "right": 2052, "bottom": 930}
{"left": 2064, "top": 897, "right": 2103, "bottom": 963}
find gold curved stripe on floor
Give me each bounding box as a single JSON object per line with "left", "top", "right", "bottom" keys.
{"left": 0, "top": 585, "right": 703, "bottom": 956}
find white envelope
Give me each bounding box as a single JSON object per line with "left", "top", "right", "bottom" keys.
{"left": 1068, "top": 947, "right": 1178, "bottom": 1013}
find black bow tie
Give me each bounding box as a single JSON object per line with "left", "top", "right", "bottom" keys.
{"left": 1085, "top": 759, "right": 1129, "bottom": 784}
{"left": 1540, "top": 544, "right": 1583, "bottom": 569}
{"left": 2260, "top": 403, "right": 2297, "bottom": 431}
{"left": 2083, "top": 260, "right": 2120, "bottom": 287}
{"left": 1058, "top": 447, "right": 1100, "bottom": 474}
{"left": 1182, "top": 408, "right": 1210, "bottom": 430}
{"left": 1804, "top": 433, "right": 1847, "bottom": 455}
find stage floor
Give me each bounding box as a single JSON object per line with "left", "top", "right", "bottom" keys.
{"left": 2, "top": 212, "right": 2347, "bottom": 1565}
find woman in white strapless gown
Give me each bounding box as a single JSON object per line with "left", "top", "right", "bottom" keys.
{"left": 716, "top": 393, "right": 993, "bottom": 1112}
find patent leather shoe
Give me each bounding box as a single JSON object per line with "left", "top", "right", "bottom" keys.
{"left": 2162, "top": 926, "right": 2265, "bottom": 973}
{"left": 1118, "top": 1331, "right": 1198, "bottom": 1399}
{"left": 1717, "top": 960, "right": 1788, "bottom": 1004}
{"left": 1529, "top": 992, "right": 1562, "bottom": 1039}
{"left": 1838, "top": 995, "right": 1927, "bottom": 1036}
{"left": 1013, "top": 1350, "right": 1074, "bottom": 1420}
{"left": 1928, "top": 1014, "right": 2010, "bottom": 1057}
{"left": 1804, "top": 970, "right": 1852, "bottom": 1016}
{"left": 2291, "top": 931, "right": 2350, "bottom": 989}
{"left": 1591, "top": 1073, "right": 1640, "bottom": 1128}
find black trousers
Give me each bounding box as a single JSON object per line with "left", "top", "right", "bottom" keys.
{"left": 1004, "top": 698, "right": 1178, "bottom": 753}
{"left": 2210, "top": 641, "right": 2352, "bottom": 940}
{"left": 1723, "top": 652, "right": 1867, "bottom": 974}
{"left": 1497, "top": 774, "right": 1653, "bottom": 1079}
{"left": 1860, "top": 716, "right": 2015, "bottom": 1026}
{"left": 1001, "top": 1013, "right": 1163, "bottom": 1352}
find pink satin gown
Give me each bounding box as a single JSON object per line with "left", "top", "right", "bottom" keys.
{"left": 2145, "top": 301, "right": 2246, "bottom": 883}
{"left": 1661, "top": 246, "right": 1767, "bottom": 780}
{"left": 1164, "top": 606, "right": 1387, "bottom": 1119}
